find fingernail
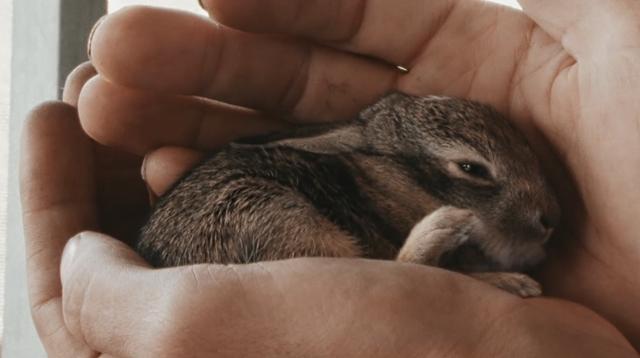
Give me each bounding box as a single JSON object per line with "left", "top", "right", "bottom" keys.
{"left": 396, "top": 65, "right": 410, "bottom": 73}
{"left": 87, "top": 15, "right": 106, "bottom": 60}
{"left": 60, "top": 234, "right": 81, "bottom": 283}
{"left": 141, "top": 155, "right": 158, "bottom": 205}
{"left": 141, "top": 154, "right": 148, "bottom": 182}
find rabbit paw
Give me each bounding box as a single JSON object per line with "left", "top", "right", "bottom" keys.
{"left": 470, "top": 272, "right": 542, "bottom": 298}
{"left": 397, "top": 206, "right": 483, "bottom": 265}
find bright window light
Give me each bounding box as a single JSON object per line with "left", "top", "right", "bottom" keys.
{"left": 108, "top": 0, "right": 207, "bottom": 14}
{"left": 486, "top": 0, "right": 521, "bottom": 9}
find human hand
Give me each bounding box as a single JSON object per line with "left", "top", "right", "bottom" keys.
{"left": 21, "top": 57, "right": 280, "bottom": 356}
{"left": 24, "top": 100, "right": 637, "bottom": 358}
{"left": 83, "top": 0, "right": 640, "bottom": 345}
{"left": 22, "top": 0, "right": 640, "bottom": 355}
{"left": 20, "top": 110, "right": 636, "bottom": 357}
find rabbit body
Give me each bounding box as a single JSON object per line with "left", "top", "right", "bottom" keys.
{"left": 137, "top": 93, "right": 560, "bottom": 296}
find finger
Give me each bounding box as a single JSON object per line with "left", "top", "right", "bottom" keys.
{"left": 78, "top": 76, "right": 286, "bottom": 155}
{"left": 21, "top": 102, "right": 98, "bottom": 311}
{"left": 200, "top": 0, "right": 543, "bottom": 110}
{"left": 142, "top": 146, "right": 205, "bottom": 197}
{"left": 21, "top": 102, "right": 99, "bottom": 356}
{"left": 63, "top": 61, "right": 97, "bottom": 106}
{"left": 60, "top": 231, "right": 236, "bottom": 357}
{"left": 60, "top": 232, "right": 153, "bottom": 357}
{"left": 202, "top": 0, "right": 440, "bottom": 66}
{"left": 201, "top": 0, "right": 521, "bottom": 66}
{"left": 90, "top": 6, "right": 397, "bottom": 121}
{"left": 519, "top": 0, "right": 640, "bottom": 58}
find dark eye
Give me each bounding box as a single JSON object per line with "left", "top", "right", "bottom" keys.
{"left": 458, "top": 162, "right": 491, "bottom": 180}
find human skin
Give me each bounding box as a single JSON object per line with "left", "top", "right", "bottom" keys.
{"left": 20, "top": 0, "right": 640, "bottom": 357}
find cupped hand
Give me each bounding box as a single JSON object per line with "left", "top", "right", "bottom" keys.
{"left": 21, "top": 0, "right": 640, "bottom": 356}
{"left": 19, "top": 112, "right": 636, "bottom": 356}
{"left": 23, "top": 103, "right": 636, "bottom": 358}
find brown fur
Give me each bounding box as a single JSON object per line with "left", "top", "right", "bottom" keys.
{"left": 137, "top": 93, "right": 560, "bottom": 297}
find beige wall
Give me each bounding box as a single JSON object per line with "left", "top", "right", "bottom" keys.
{"left": 4, "top": 2, "right": 104, "bottom": 356}
{"left": 0, "top": 0, "right": 11, "bottom": 344}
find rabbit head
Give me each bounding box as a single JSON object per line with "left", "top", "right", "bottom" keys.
{"left": 360, "top": 93, "right": 561, "bottom": 270}
{"left": 256, "top": 93, "right": 560, "bottom": 270}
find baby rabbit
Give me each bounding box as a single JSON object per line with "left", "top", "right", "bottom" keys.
{"left": 137, "top": 92, "right": 560, "bottom": 297}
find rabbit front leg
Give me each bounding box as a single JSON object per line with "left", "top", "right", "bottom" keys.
{"left": 396, "top": 206, "right": 479, "bottom": 265}
{"left": 396, "top": 206, "right": 542, "bottom": 298}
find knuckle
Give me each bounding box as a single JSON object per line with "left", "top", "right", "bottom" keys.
{"left": 64, "top": 62, "right": 96, "bottom": 89}
{"left": 63, "top": 62, "right": 97, "bottom": 104}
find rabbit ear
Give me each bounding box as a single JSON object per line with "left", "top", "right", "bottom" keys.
{"left": 359, "top": 91, "right": 413, "bottom": 120}
{"left": 279, "top": 92, "right": 417, "bottom": 154}
{"left": 231, "top": 123, "right": 366, "bottom": 155}
{"left": 266, "top": 124, "right": 365, "bottom": 154}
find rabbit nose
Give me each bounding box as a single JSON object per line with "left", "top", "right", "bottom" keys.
{"left": 531, "top": 212, "right": 556, "bottom": 242}
{"left": 539, "top": 214, "right": 552, "bottom": 231}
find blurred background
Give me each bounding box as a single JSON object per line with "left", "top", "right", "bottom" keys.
{"left": 0, "top": 0, "right": 521, "bottom": 356}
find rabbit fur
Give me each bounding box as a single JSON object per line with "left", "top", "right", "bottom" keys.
{"left": 136, "top": 92, "right": 560, "bottom": 297}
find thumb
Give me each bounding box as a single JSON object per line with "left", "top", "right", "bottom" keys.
{"left": 60, "top": 231, "right": 148, "bottom": 284}
{"left": 60, "top": 232, "right": 163, "bottom": 357}
{"left": 519, "top": 0, "right": 640, "bottom": 58}
{"left": 60, "top": 231, "right": 249, "bottom": 357}
{"left": 141, "top": 146, "right": 205, "bottom": 199}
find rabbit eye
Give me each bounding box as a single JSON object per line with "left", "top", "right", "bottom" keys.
{"left": 457, "top": 162, "right": 491, "bottom": 180}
